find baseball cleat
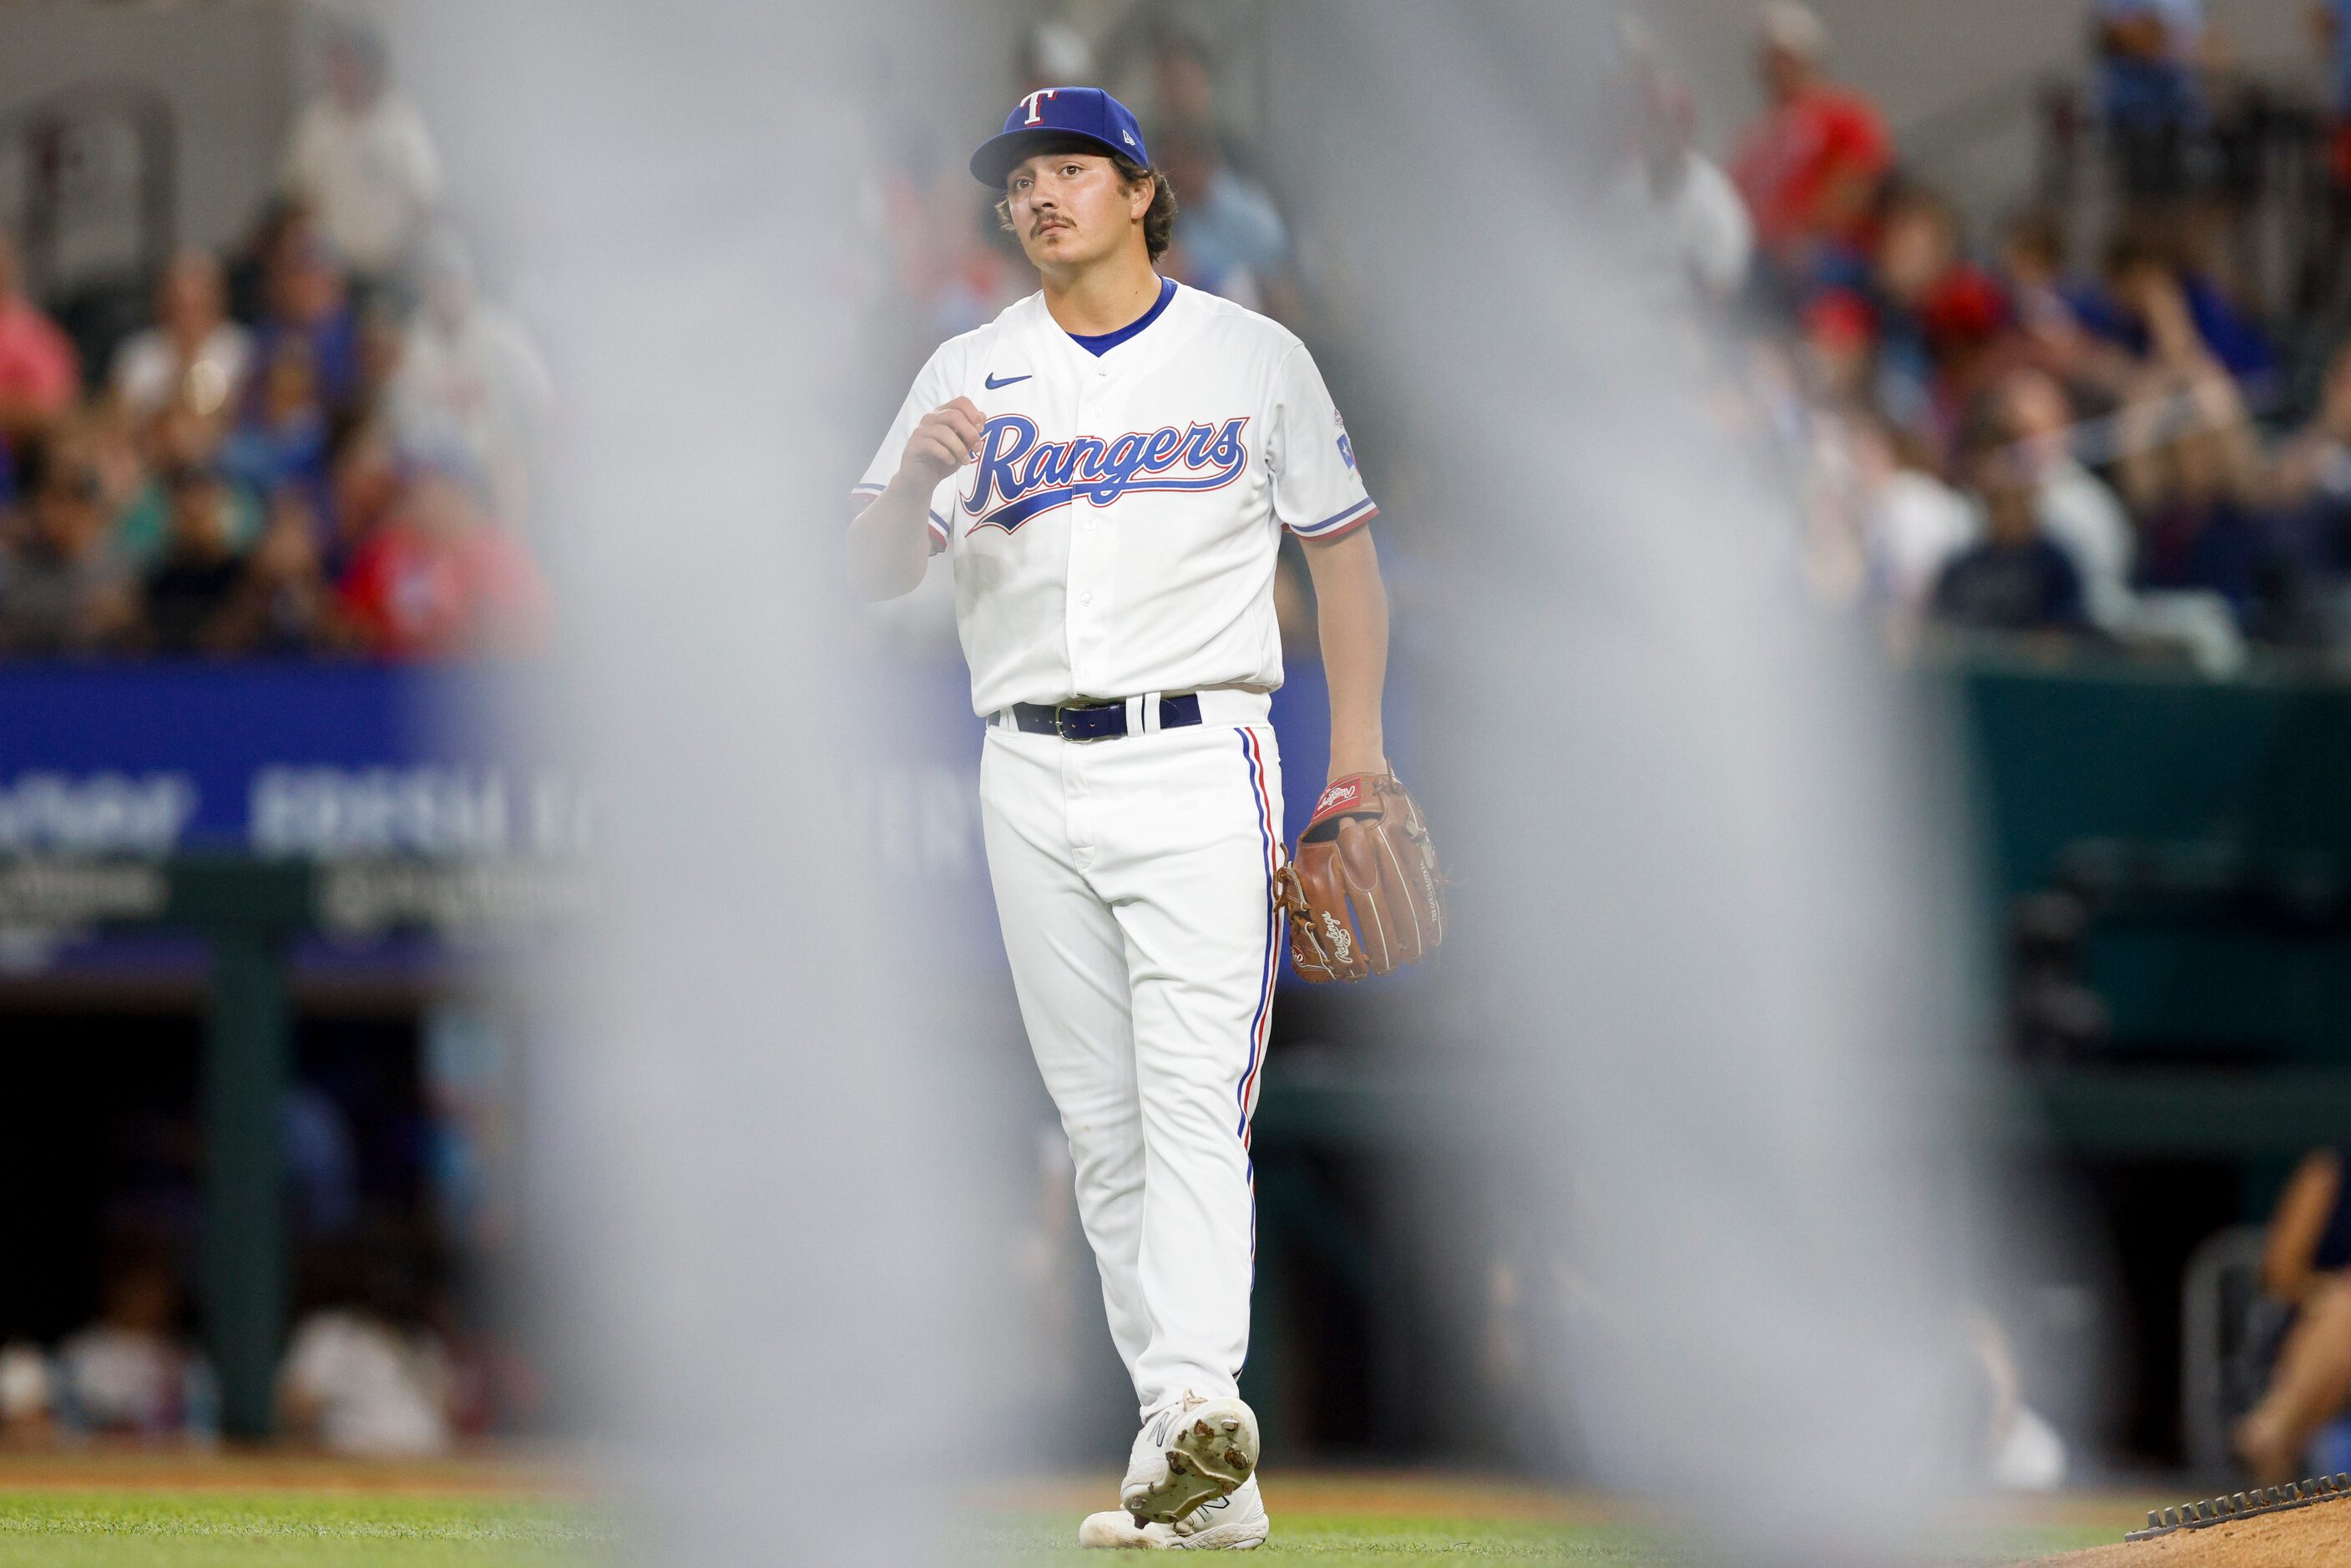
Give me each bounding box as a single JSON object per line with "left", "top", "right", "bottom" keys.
{"left": 1168, "top": 1474, "right": 1269, "bottom": 1549}
{"left": 1120, "top": 1393, "right": 1261, "bottom": 1526}
{"left": 1078, "top": 1475, "right": 1268, "bottom": 1550}
{"left": 1079, "top": 1510, "right": 1173, "bottom": 1549}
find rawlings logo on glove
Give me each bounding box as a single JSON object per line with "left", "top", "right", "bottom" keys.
{"left": 1274, "top": 772, "right": 1443, "bottom": 983}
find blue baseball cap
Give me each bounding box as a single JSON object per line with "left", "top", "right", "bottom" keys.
{"left": 969, "top": 87, "right": 1150, "bottom": 187}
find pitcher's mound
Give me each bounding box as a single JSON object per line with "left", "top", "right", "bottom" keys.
{"left": 2027, "top": 1499, "right": 2351, "bottom": 1567}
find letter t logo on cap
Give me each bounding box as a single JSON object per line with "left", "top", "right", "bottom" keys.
{"left": 1019, "top": 89, "right": 1059, "bottom": 125}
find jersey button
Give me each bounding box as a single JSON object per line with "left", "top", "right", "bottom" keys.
{"left": 1080, "top": 592, "right": 1095, "bottom": 605}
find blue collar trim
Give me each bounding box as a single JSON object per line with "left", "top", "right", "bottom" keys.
{"left": 1068, "top": 277, "right": 1176, "bottom": 357}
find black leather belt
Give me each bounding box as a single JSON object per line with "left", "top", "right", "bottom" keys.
{"left": 1003, "top": 693, "right": 1203, "bottom": 741}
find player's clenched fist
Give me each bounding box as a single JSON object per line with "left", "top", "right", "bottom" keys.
{"left": 895, "top": 397, "right": 985, "bottom": 493}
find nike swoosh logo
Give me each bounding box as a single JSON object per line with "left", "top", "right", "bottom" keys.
{"left": 983, "top": 372, "right": 1031, "bottom": 389}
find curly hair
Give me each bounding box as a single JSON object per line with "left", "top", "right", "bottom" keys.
{"left": 995, "top": 144, "right": 1178, "bottom": 263}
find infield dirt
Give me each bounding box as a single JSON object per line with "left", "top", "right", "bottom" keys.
{"left": 2023, "top": 1494, "right": 2351, "bottom": 1567}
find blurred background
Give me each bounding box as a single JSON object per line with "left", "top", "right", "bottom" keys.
{"left": 0, "top": 0, "right": 2349, "bottom": 1521}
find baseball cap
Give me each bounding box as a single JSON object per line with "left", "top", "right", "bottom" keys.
{"left": 969, "top": 87, "right": 1150, "bottom": 187}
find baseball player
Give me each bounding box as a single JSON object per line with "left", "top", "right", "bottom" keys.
{"left": 848, "top": 87, "right": 1394, "bottom": 1550}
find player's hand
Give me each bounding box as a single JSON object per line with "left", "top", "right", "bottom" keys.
{"left": 896, "top": 397, "right": 985, "bottom": 493}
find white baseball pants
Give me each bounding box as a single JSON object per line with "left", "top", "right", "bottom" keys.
{"left": 979, "top": 695, "right": 1282, "bottom": 1424}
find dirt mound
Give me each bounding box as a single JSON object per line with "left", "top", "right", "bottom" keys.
{"left": 2025, "top": 1495, "right": 2351, "bottom": 1567}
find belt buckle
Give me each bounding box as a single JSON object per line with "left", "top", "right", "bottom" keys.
{"left": 1054, "top": 700, "right": 1113, "bottom": 743}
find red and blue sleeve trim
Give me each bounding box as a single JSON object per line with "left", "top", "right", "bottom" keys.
{"left": 1289, "top": 496, "right": 1378, "bottom": 541}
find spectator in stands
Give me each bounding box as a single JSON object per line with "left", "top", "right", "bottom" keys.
{"left": 2236, "top": 1147, "right": 2351, "bottom": 1485}
{"left": 1858, "top": 185, "right": 2010, "bottom": 445}
{"left": 115, "top": 402, "right": 260, "bottom": 570}
{"left": 1851, "top": 413, "right": 1976, "bottom": 615}
{"left": 1616, "top": 19, "right": 1752, "bottom": 305}
{"left": 883, "top": 131, "right": 1024, "bottom": 341}
{"left": 388, "top": 231, "right": 551, "bottom": 531}
{"left": 1152, "top": 26, "right": 1219, "bottom": 137}
{"left": 356, "top": 294, "right": 408, "bottom": 416}
{"left": 53, "top": 1242, "right": 215, "bottom": 1442}
{"left": 1157, "top": 124, "right": 1291, "bottom": 311}
{"left": 249, "top": 229, "right": 363, "bottom": 419}
{"left": 221, "top": 340, "right": 333, "bottom": 521}
{"left": 2099, "top": 233, "right": 2273, "bottom": 387}
{"left": 2319, "top": 3, "right": 2351, "bottom": 219}
{"left": 2115, "top": 367, "right": 2274, "bottom": 627}
{"left": 1966, "top": 1308, "right": 2070, "bottom": 1490}
{"left": 1995, "top": 211, "right": 2142, "bottom": 395}
{"left": 278, "top": 1242, "right": 453, "bottom": 1457}
{"left": 0, "top": 1338, "right": 51, "bottom": 1448}
{"left": 75, "top": 407, "right": 149, "bottom": 539}
{"left": 281, "top": 18, "right": 442, "bottom": 290}
{"left": 109, "top": 251, "right": 251, "bottom": 427}
{"left": 1729, "top": 2, "right": 1893, "bottom": 286}
{"left": 140, "top": 463, "right": 257, "bottom": 655}
{"left": 338, "top": 456, "right": 549, "bottom": 659}
{"left": 0, "top": 235, "right": 78, "bottom": 448}
{"left": 225, "top": 199, "right": 314, "bottom": 326}
{"left": 331, "top": 422, "right": 405, "bottom": 564}
{"left": 0, "top": 438, "right": 139, "bottom": 655}
{"left": 228, "top": 488, "right": 344, "bottom": 655}
{"left": 1796, "top": 288, "right": 1875, "bottom": 407}
{"left": 1932, "top": 438, "right": 2089, "bottom": 633}
{"left": 2267, "top": 338, "right": 2351, "bottom": 528}
{"left": 1999, "top": 367, "right": 2136, "bottom": 629}
{"left": 2094, "top": 0, "right": 2207, "bottom": 205}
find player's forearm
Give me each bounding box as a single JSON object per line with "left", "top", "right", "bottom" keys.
{"left": 846, "top": 477, "right": 934, "bottom": 600}
{"left": 1302, "top": 529, "right": 1388, "bottom": 781}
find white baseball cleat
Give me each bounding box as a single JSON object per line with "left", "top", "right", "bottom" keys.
{"left": 1168, "top": 1474, "right": 1269, "bottom": 1549}
{"left": 1119, "top": 1393, "right": 1261, "bottom": 1526}
{"left": 1077, "top": 1476, "right": 1269, "bottom": 1550}
{"left": 1079, "top": 1510, "right": 1174, "bottom": 1548}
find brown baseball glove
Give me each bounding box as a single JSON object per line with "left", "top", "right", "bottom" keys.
{"left": 1274, "top": 772, "right": 1444, "bottom": 982}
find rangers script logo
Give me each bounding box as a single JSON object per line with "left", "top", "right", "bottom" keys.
{"left": 963, "top": 413, "right": 1250, "bottom": 534}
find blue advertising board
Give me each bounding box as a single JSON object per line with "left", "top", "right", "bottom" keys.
{"left": 0, "top": 662, "right": 573, "bottom": 858}
{"left": 0, "top": 655, "right": 1413, "bottom": 986}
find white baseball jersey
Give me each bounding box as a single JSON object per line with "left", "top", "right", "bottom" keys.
{"left": 854, "top": 276, "right": 1367, "bottom": 1426}
{"left": 852, "top": 281, "right": 1375, "bottom": 715}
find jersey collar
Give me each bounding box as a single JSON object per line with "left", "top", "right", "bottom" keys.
{"left": 1065, "top": 276, "right": 1176, "bottom": 357}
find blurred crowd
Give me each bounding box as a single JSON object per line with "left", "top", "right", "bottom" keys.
{"left": 865, "top": 1, "right": 2351, "bottom": 678}
{"left": 1683, "top": 1, "right": 2351, "bottom": 671}
{"left": 13, "top": 6, "right": 2348, "bottom": 672}
{"left": 0, "top": 20, "right": 548, "bottom": 661}
{"left": 0, "top": 1230, "right": 513, "bottom": 1455}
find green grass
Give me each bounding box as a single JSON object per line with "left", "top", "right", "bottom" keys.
{"left": 988, "top": 1515, "right": 1682, "bottom": 1563}
{"left": 0, "top": 1491, "right": 605, "bottom": 1568}
{"left": 985, "top": 1513, "right": 2119, "bottom": 1565}
{"left": 0, "top": 1488, "right": 2121, "bottom": 1566}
